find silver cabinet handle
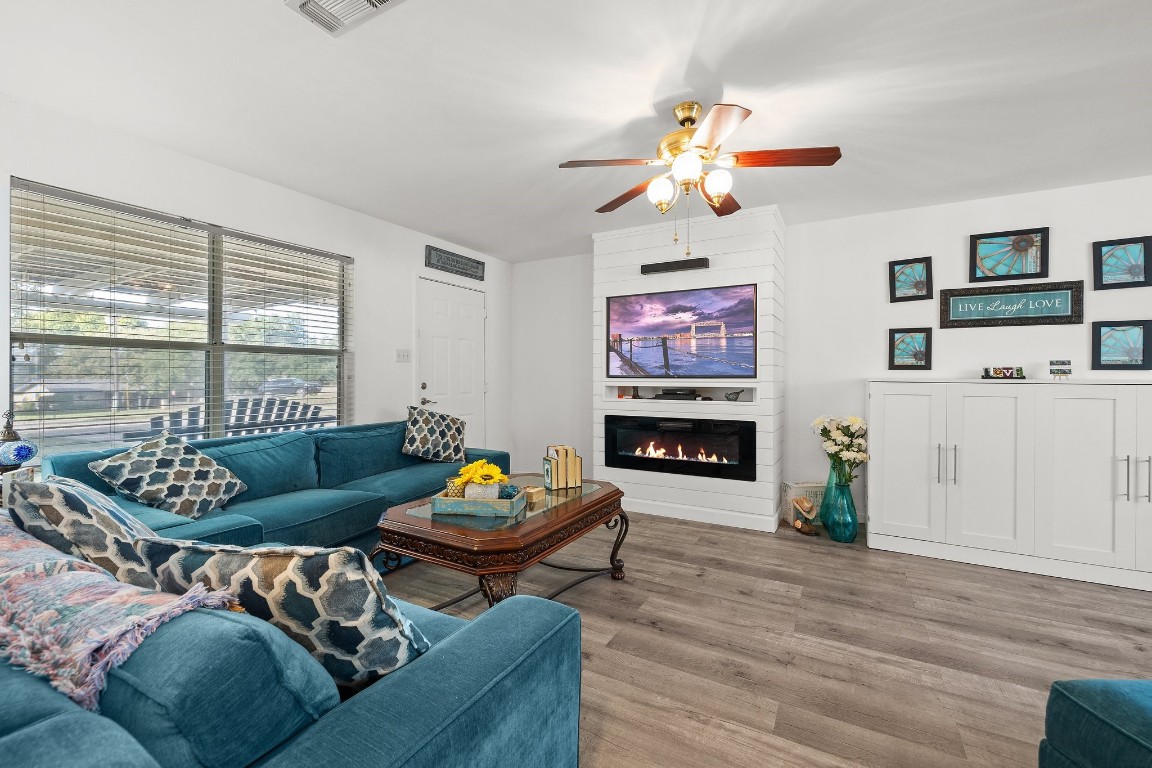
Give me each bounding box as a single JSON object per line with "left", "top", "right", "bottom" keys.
{"left": 1139, "top": 457, "right": 1152, "bottom": 502}
{"left": 936, "top": 444, "right": 943, "bottom": 484}
{"left": 1121, "top": 455, "right": 1132, "bottom": 500}
{"left": 952, "top": 445, "right": 958, "bottom": 485}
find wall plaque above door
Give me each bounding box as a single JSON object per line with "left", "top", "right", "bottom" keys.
{"left": 940, "top": 280, "right": 1083, "bottom": 328}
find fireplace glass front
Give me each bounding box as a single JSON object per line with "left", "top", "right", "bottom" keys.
{"left": 604, "top": 415, "right": 756, "bottom": 482}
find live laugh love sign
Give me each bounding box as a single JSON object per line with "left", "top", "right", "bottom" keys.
{"left": 940, "top": 280, "right": 1084, "bottom": 328}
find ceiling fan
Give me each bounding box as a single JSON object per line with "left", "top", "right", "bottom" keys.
{"left": 560, "top": 101, "right": 841, "bottom": 217}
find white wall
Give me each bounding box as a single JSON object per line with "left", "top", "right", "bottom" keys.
{"left": 509, "top": 252, "right": 594, "bottom": 470}
{"left": 0, "top": 94, "right": 513, "bottom": 450}
{"left": 785, "top": 174, "right": 1152, "bottom": 492}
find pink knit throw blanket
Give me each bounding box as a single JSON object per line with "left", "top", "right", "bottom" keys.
{"left": 0, "top": 557, "right": 235, "bottom": 711}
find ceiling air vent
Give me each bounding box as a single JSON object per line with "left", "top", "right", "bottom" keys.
{"left": 285, "top": 0, "right": 405, "bottom": 37}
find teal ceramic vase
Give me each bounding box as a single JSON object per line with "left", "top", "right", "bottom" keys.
{"left": 821, "top": 482, "right": 858, "bottom": 543}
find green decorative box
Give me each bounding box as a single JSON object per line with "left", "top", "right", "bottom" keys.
{"left": 430, "top": 487, "right": 527, "bottom": 517}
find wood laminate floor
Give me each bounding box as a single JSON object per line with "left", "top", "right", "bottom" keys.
{"left": 382, "top": 513, "right": 1152, "bottom": 768}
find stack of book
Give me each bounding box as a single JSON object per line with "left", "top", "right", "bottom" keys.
{"left": 543, "top": 444, "right": 583, "bottom": 491}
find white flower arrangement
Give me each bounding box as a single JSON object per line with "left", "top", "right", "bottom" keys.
{"left": 812, "top": 415, "right": 871, "bottom": 484}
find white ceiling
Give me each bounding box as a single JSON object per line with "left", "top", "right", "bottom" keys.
{"left": 1, "top": 1, "right": 1150, "bottom": 263}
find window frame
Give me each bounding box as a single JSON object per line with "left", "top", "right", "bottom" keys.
{"left": 10, "top": 177, "right": 352, "bottom": 446}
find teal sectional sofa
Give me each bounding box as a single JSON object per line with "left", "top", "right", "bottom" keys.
{"left": 41, "top": 421, "right": 510, "bottom": 558}
{"left": 7, "top": 423, "right": 582, "bottom": 767}
{"left": 1, "top": 595, "right": 582, "bottom": 768}
{"left": 1040, "top": 679, "right": 1152, "bottom": 767}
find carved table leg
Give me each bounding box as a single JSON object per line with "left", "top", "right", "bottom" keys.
{"left": 605, "top": 510, "right": 629, "bottom": 580}
{"left": 479, "top": 572, "right": 518, "bottom": 606}
{"left": 369, "top": 545, "right": 406, "bottom": 573}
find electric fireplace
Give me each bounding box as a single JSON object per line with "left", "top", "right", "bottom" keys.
{"left": 604, "top": 415, "right": 756, "bottom": 482}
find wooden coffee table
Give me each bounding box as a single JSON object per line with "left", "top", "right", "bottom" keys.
{"left": 372, "top": 474, "right": 627, "bottom": 609}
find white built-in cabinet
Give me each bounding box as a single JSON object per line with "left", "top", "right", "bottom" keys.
{"left": 868, "top": 380, "right": 1152, "bottom": 590}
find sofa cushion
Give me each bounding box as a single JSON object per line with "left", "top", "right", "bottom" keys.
{"left": 0, "top": 665, "right": 160, "bottom": 768}
{"left": 314, "top": 423, "right": 422, "bottom": 488}
{"left": 201, "top": 432, "right": 318, "bottom": 502}
{"left": 402, "top": 406, "right": 466, "bottom": 463}
{"left": 218, "top": 488, "right": 383, "bottom": 547}
{"left": 87, "top": 433, "right": 247, "bottom": 519}
{"left": 393, "top": 598, "right": 467, "bottom": 646}
{"left": 8, "top": 478, "right": 160, "bottom": 588}
{"left": 134, "top": 538, "right": 431, "bottom": 686}
{"left": 337, "top": 461, "right": 467, "bottom": 504}
{"left": 101, "top": 607, "right": 340, "bottom": 768}
{"left": 1045, "top": 679, "right": 1152, "bottom": 768}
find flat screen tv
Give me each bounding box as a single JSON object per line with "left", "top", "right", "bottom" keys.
{"left": 606, "top": 283, "right": 757, "bottom": 378}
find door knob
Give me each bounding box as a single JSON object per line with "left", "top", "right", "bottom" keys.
{"left": 420, "top": 382, "right": 428, "bottom": 390}
{"left": 420, "top": 398, "right": 437, "bottom": 406}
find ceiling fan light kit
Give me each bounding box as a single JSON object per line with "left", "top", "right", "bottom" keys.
{"left": 560, "top": 100, "right": 841, "bottom": 218}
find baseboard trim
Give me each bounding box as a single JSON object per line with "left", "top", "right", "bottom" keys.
{"left": 623, "top": 497, "right": 779, "bottom": 532}
{"left": 868, "top": 533, "right": 1152, "bottom": 592}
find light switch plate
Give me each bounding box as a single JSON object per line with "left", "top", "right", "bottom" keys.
{"left": 395, "top": 349, "right": 412, "bottom": 363}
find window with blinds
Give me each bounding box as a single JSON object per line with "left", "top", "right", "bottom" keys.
{"left": 10, "top": 179, "right": 352, "bottom": 456}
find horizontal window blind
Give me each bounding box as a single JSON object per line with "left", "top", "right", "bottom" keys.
{"left": 10, "top": 179, "right": 352, "bottom": 456}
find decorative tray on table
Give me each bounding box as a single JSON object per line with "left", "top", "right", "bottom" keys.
{"left": 429, "top": 488, "right": 527, "bottom": 517}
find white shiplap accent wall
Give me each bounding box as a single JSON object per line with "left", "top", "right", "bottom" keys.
{"left": 591, "top": 205, "right": 785, "bottom": 532}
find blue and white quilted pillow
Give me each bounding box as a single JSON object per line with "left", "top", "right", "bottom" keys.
{"left": 87, "top": 432, "right": 246, "bottom": 519}
{"left": 8, "top": 477, "right": 160, "bottom": 589}
{"left": 134, "top": 538, "right": 430, "bottom": 686}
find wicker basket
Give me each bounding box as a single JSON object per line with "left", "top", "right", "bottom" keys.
{"left": 778, "top": 480, "right": 828, "bottom": 525}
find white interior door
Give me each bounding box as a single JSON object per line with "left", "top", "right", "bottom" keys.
{"left": 1034, "top": 385, "right": 1137, "bottom": 568}
{"left": 944, "top": 383, "right": 1035, "bottom": 553}
{"left": 415, "top": 278, "right": 486, "bottom": 447}
{"left": 867, "top": 382, "right": 946, "bottom": 542}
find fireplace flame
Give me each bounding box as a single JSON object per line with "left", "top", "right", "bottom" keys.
{"left": 635, "top": 441, "right": 669, "bottom": 459}
{"left": 632, "top": 441, "right": 732, "bottom": 464}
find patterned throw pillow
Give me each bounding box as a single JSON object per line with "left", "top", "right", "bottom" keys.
{"left": 88, "top": 432, "right": 247, "bottom": 519}
{"left": 134, "top": 538, "right": 430, "bottom": 686}
{"left": 8, "top": 477, "right": 160, "bottom": 589}
{"left": 0, "top": 515, "right": 108, "bottom": 580}
{"left": 401, "top": 406, "right": 466, "bottom": 463}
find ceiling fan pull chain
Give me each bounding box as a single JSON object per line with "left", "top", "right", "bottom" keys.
{"left": 685, "top": 192, "right": 692, "bottom": 258}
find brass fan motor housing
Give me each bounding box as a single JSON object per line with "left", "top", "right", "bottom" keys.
{"left": 657, "top": 101, "right": 720, "bottom": 164}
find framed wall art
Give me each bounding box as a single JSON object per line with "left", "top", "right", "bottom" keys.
{"left": 969, "top": 226, "right": 1049, "bottom": 282}
{"left": 888, "top": 256, "right": 933, "bottom": 302}
{"left": 1091, "top": 320, "right": 1152, "bottom": 371}
{"left": 940, "top": 280, "right": 1083, "bottom": 329}
{"left": 1092, "top": 236, "right": 1150, "bottom": 290}
{"left": 889, "top": 327, "right": 932, "bottom": 370}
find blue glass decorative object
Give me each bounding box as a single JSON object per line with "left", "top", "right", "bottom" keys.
{"left": 821, "top": 482, "right": 859, "bottom": 544}
{"left": 0, "top": 409, "right": 37, "bottom": 470}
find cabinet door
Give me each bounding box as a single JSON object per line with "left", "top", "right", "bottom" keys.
{"left": 1136, "top": 387, "right": 1152, "bottom": 571}
{"left": 867, "top": 382, "right": 946, "bottom": 541}
{"left": 944, "top": 384, "right": 1035, "bottom": 553}
{"left": 1034, "top": 385, "right": 1137, "bottom": 568}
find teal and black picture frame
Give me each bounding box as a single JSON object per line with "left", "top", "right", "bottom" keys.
{"left": 888, "top": 256, "right": 933, "bottom": 302}
{"left": 970, "top": 227, "right": 1049, "bottom": 282}
{"left": 889, "top": 327, "right": 932, "bottom": 370}
{"left": 1091, "top": 320, "right": 1151, "bottom": 371}
{"left": 1093, "top": 236, "right": 1150, "bottom": 291}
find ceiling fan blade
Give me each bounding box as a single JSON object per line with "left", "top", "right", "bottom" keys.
{"left": 721, "top": 146, "right": 842, "bottom": 167}
{"left": 696, "top": 180, "right": 742, "bottom": 217}
{"left": 559, "top": 158, "right": 663, "bottom": 168}
{"left": 691, "top": 104, "right": 752, "bottom": 152}
{"left": 596, "top": 174, "right": 666, "bottom": 213}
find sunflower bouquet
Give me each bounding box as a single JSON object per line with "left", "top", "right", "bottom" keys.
{"left": 445, "top": 459, "right": 510, "bottom": 499}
